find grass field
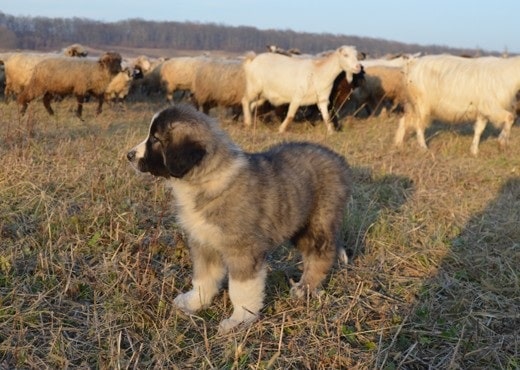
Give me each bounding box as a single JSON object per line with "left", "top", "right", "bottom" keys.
{"left": 0, "top": 96, "right": 519, "bottom": 369}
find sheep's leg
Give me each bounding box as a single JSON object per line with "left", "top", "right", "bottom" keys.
{"left": 409, "top": 109, "right": 429, "bottom": 150}
{"left": 96, "top": 95, "right": 104, "bottom": 115}
{"left": 317, "top": 100, "right": 335, "bottom": 134}
{"left": 415, "top": 123, "right": 428, "bottom": 150}
{"left": 470, "top": 116, "right": 487, "bottom": 156}
{"left": 18, "top": 98, "right": 29, "bottom": 115}
{"left": 394, "top": 114, "right": 408, "bottom": 147}
{"left": 43, "top": 93, "right": 54, "bottom": 115}
{"left": 241, "top": 96, "right": 252, "bottom": 126}
{"left": 279, "top": 101, "right": 299, "bottom": 133}
{"left": 497, "top": 111, "right": 515, "bottom": 149}
{"left": 73, "top": 95, "right": 85, "bottom": 119}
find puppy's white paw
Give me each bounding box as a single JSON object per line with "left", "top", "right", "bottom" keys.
{"left": 218, "top": 313, "right": 258, "bottom": 335}
{"left": 173, "top": 291, "right": 203, "bottom": 314}
{"left": 218, "top": 318, "right": 243, "bottom": 334}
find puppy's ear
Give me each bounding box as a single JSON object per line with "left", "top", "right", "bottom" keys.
{"left": 164, "top": 138, "right": 206, "bottom": 178}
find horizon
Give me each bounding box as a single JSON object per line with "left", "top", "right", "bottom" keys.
{"left": 1, "top": 1, "right": 518, "bottom": 54}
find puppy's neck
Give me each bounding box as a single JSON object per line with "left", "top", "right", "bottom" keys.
{"left": 167, "top": 153, "right": 247, "bottom": 198}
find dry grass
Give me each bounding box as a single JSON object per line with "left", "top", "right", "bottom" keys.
{"left": 0, "top": 97, "right": 519, "bottom": 369}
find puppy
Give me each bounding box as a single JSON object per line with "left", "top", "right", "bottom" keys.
{"left": 127, "top": 104, "right": 352, "bottom": 333}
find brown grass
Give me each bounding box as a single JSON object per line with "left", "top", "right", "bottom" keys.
{"left": 0, "top": 97, "right": 519, "bottom": 369}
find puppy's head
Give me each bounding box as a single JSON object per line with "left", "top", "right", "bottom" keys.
{"left": 127, "top": 105, "right": 208, "bottom": 179}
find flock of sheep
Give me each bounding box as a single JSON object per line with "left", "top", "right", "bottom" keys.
{"left": 1, "top": 42, "right": 519, "bottom": 155}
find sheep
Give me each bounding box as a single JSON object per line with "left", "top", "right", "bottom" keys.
{"left": 394, "top": 54, "right": 520, "bottom": 155}
{"left": 242, "top": 45, "right": 362, "bottom": 133}
{"left": 189, "top": 52, "right": 364, "bottom": 125}
{"left": 3, "top": 48, "right": 88, "bottom": 100}
{"left": 266, "top": 44, "right": 301, "bottom": 56}
{"left": 354, "top": 65, "right": 406, "bottom": 116}
{"left": 262, "top": 48, "right": 366, "bottom": 125}
{"left": 128, "top": 55, "right": 165, "bottom": 97}
{"left": 4, "top": 53, "right": 56, "bottom": 100}
{"left": 362, "top": 53, "right": 421, "bottom": 68}
{"left": 0, "top": 52, "right": 16, "bottom": 65}
{"left": 159, "top": 56, "right": 208, "bottom": 102}
{"left": 327, "top": 68, "right": 366, "bottom": 123}
{"left": 18, "top": 51, "right": 123, "bottom": 118}
{"left": 190, "top": 57, "right": 246, "bottom": 116}
{"left": 105, "top": 67, "right": 139, "bottom": 103}
{"left": 62, "top": 43, "right": 89, "bottom": 58}
{"left": 287, "top": 68, "right": 366, "bottom": 128}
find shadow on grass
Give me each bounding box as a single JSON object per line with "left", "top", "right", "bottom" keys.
{"left": 345, "top": 166, "right": 415, "bottom": 260}
{"left": 382, "top": 177, "right": 520, "bottom": 369}
{"left": 424, "top": 120, "right": 503, "bottom": 146}
{"left": 263, "top": 166, "right": 415, "bottom": 302}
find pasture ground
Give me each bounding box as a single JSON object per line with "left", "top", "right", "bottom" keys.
{"left": 0, "top": 97, "right": 518, "bottom": 369}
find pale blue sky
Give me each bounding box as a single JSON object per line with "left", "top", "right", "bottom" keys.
{"left": 1, "top": 1, "right": 518, "bottom": 53}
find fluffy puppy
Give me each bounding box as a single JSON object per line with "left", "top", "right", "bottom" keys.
{"left": 127, "top": 104, "right": 352, "bottom": 333}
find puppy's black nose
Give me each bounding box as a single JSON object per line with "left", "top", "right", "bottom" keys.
{"left": 127, "top": 150, "right": 136, "bottom": 162}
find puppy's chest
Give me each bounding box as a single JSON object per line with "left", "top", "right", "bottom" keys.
{"left": 174, "top": 192, "right": 227, "bottom": 247}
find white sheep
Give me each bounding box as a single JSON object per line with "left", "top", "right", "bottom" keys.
{"left": 395, "top": 54, "right": 520, "bottom": 155}
{"left": 18, "top": 52, "right": 123, "bottom": 118}
{"left": 241, "top": 45, "right": 362, "bottom": 133}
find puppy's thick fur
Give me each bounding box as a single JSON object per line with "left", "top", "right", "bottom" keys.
{"left": 127, "top": 104, "right": 352, "bottom": 333}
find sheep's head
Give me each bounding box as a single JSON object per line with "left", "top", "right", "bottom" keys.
{"left": 99, "top": 52, "right": 123, "bottom": 75}
{"left": 64, "top": 43, "right": 88, "bottom": 57}
{"left": 337, "top": 45, "right": 362, "bottom": 78}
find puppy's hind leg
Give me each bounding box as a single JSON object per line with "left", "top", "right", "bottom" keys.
{"left": 291, "top": 226, "right": 337, "bottom": 299}
{"left": 174, "top": 244, "right": 226, "bottom": 314}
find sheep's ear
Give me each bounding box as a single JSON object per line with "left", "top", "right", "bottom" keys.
{"left": 164, "top": 139, "right": 206, "bottom": 178}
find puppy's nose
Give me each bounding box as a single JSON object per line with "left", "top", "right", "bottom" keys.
{"left": 127, "top": 150, "right": 136, "bottom": 162}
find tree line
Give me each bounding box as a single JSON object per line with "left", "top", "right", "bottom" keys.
{"left": 0, "top": 11, "right": 488, "bottom": 57}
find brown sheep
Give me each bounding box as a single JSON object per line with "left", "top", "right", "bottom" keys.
{"left": 62, "top": 44, "right": 89, "bottom": 58}
{"left": 160, "top": 56, "right": 208, "bottom": 102}
{"left": 18, "top": 52, "right": 122, "bottom": 118}
{"left": 129, "top": 55, "right": 165, "bottom": 97}
{"left": 4, "top": 48, "right": 89, "bottom": 101}
{"left": 191, "top": 58, "right": 246, "bottom": 116}
{"left": 4, "top": 53, "right": 57, "bottom": 100}
{"left": 105, "top": 67, "right": 139, "bottom": 103}
{"left": 354, "top": 65, "right": 406, "bottom": 116}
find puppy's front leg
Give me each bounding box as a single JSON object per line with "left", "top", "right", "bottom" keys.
{"left": 174, "top": 244, "right": 226, "bottom": 314}
{"left": 218, "top": 266, "right": 266, "bottom": 334}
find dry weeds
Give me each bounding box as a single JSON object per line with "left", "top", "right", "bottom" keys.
{"left": 0, "top": 97, "right": 518, "bottom": 369}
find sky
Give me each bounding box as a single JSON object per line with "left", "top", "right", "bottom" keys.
{"left": 1, "top": 1, "right": 519, "bottom": 53}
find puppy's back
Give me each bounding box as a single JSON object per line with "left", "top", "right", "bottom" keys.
{"left": 243, "top": 142, "right": 352, "bottom": 244}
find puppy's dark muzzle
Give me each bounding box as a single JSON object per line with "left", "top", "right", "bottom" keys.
{"left": 127, "top": 150, "right": 136, "bottom": 162}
